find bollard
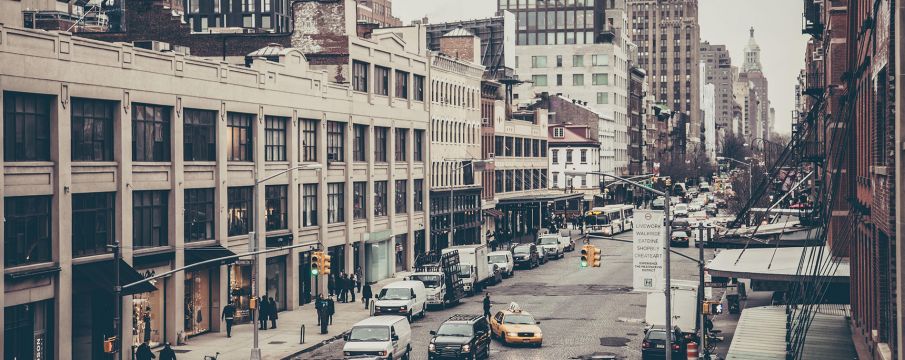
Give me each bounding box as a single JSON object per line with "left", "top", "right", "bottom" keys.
{"left": 686, "top": 341, "right": 698, "bottom": 360}
{"left": 300, "top": 324, "right": 305, "bottom": 344}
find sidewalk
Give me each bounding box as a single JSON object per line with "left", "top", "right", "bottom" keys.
{"left": 709, "top": 283, "right": 773, "bottom": 357}
{"left": 155, "top": 275, "right": 403, "bottom": 360}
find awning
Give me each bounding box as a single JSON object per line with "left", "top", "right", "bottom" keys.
{"left": 706, "top": 246, "right": 849, "bottom": 283}
{"left": 73, "top": 259, "right": 157, "bottom": 296}
{"left": 185, "top": 245, "right": 238, "bottom": 267}
{"left": 727, "top": 306, "right": 856, "bottom": 359}
{"left": 483, "top": 208, "right": 505, "bottom": 218}
{"left": 496, "top": 192, "right": 583, "bottom": 205}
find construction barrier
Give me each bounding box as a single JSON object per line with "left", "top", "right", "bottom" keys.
{"left": 687, "top": 341, "right": 699, "bottom": 360}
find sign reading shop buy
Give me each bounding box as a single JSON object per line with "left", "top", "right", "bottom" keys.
{"left": 632, "top": 210, "right": 666, "bottom": 292}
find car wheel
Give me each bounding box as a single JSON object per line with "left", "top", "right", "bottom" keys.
{"left": 407, "top": 311, "right": 413, "bottom": 322}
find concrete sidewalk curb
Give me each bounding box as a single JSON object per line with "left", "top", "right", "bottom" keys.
{"left": 281, "top": 330, "right": 350, "bottom": 360}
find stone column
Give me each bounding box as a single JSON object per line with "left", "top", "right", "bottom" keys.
{"left": 169, "top": 97, "right": 186, "bottom": 344}
{"left": 54, "top": 84, "right": 74, "bottom": 360}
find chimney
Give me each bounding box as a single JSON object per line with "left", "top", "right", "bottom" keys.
{"left": 438, "top": 26, "right": 481, "bottom": 63}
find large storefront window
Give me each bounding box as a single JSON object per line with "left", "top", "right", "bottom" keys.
{"left": 229, "top": 261, "right": 254, "bottom": 323}
{"left": 5, "top": 300, "right": 53, "bottom": 360}
{"left": 132, "top": 282, "right": 166, "bottom": 348}
{"left": 364, "top": 232, "right": 393, "bottom": 283}
{"left": 266, "top": 256, "right": 287, "bottom": 311}
{"left": 184, "top": 269, "right": 213, "bottom": 336}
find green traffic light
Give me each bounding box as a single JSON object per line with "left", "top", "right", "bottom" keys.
{"left": 580, "top": 260, "right": 588, "bottom": 267}
{"left": 311, "top": 269, "right": 319, "bottom": 275}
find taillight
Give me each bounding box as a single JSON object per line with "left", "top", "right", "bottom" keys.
{"left": 672, "top": 344, "right": 680, "bottom": 350}
{"left": 642, "top": 341, "right": 650, "bottom": 349}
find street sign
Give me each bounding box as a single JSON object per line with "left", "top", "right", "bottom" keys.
{"left": 632, "top": 210, "right": 665, "bottom": 292}
{"left": 704, "top": 282, "right": 737, "bottom": 288}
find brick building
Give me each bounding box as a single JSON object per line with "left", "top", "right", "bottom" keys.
{"left": 356, "top": 0, "right": 402, "bottom": 28}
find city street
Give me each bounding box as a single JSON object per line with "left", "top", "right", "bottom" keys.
{"left": 303, "top": 231, "right": 712, "bottom": 360}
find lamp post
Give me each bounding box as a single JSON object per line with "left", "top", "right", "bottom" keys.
{"left": 567, "top": 170, "right": 673, "bottom": 360}
{"left": 717, "top": 156, "right": 753, "bottom": 201}
{"left": 249, "top": 163, "right": 322, "bottom": 360}
{"left": 444, "top": 158, "right": 494, "bottom": 247}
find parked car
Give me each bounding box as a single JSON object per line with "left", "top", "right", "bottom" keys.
{"left": 428, "top": 314, "right": 492, "bottom": 360}
{"left": 673, "top": 203, "right": 689, "bottom": 217}
{"left": 536, "top": 234, "right": 565, "bottom": 259}
{"left": 343, "top": 316, "right": 412, "bottom": 359}
{"left": 487, "top": 251, "right": 515, "bottom": 278}
{"left": 670, "top": 231, "right": 690, "bottom": 247}
{"left": 374, "top": 281, "right": 427, "bottom": 321}
{"left": 511, "top": 244, "right": 540, "bottom": 269}
{"left": 641, "top": 325, "right": 686, "bottom": 360}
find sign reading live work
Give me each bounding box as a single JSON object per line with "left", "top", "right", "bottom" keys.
{"left": 633, "top": 210, "right": 665, "bottom": 292}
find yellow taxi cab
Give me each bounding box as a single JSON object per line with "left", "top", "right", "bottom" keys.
{"left": 489, "top": 302, "right": 543, "bottom": 347}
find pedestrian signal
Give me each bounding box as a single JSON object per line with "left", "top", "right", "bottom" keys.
{"left": 702, "top": 301, "right": 723, "bottom": 315}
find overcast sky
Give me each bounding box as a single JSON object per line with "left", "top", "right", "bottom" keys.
{"left": 393, "top": 0, "right": 808, "bottom": 134}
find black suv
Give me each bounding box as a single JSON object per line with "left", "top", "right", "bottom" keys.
{"left": 511, "top": 244, "right": 540, "bottom": 269}
{"left": 429, "top": 314, "right": 491, "bottom": 360}
{"left": 641, "top": 325, "right": 686, "bottom": 359}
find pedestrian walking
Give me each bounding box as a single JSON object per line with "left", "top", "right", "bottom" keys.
{"left": 258, "top": 296, "right": 268, "bottom": 330}
{"left": 483, "top": 293, "right": 492, "bottom": 319}
{"left": 315, "top": 295, "right": 325, "bottom": 326}
{"left": 158, "top": 342, "right": 177, "bottom": 360}
{"left": 221, "top": 301, "right": 236, "bottom": 338}
{"left": 339, "top": 273, "right": 348, "bottom": 303}
{"left": 135, "top": 341, "right": 156, "bottom": 360}
{"left": 328, "top": 273, "right": 336, "bottom": 297}
{"left": 349, "top": 273, "right": 357, "bottom": 303}
{"left": 327, "top": 295, "right": 336, "bottom": 325}
{"left": 268, "top": 296, "right": 278, "bottom": 329}
{"left": 362, "top": 282, "right": 373, "bottom": 310}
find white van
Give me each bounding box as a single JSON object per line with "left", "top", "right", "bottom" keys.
{"left": 343, "top": 315, "right": 412, "bottom": 359}
{"left": 373, "top": 281, "right": 427, "bottom": 321}
{"left": 487, "top": 250, "right": 515, "bottom": 278}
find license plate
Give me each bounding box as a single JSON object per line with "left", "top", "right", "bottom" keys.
{"left": 522, "top": 339, "right": 531, "bottom": 343}
{"left": 656, "top": 344, "right": 665, "bottom": 349}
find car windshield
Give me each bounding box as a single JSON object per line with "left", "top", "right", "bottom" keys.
{"left": 436, "top": 323, "right": 474, "bottom": 337}
{"left": 348, "top": 326, "right": 390, "bottom": 342}
{"left": 488, "top": 255, "right": 509, "bottom": 264}
{"left": 513, "top": 247, "right": 530, "bottom": 254}
{"left": 410, "top": 274, "right": 441, "bottom": 288}
{"left": 378, "top": 288, "right": 412, "bottom": 300}
{"left": 538, "top": 237, "right": 559, "bottom": 245}
{"left": 675, "top": 204, "right": 688, "bottom": 211}
{"left": 503, "top": 314, "right": 536, "bottom": 325}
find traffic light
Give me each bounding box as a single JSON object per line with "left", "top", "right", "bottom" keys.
{"left": 580, "top": 245, "right": 592, "bottom": 267}
{"left": 702, "top": 301, "right": 723, "bottom": 315}
{"left": 310, "top": 251, "right": 322, "bottom": 275}
{"left": 321, "top": 254, "right": 332, "bottom": 275}
{"left": 590, "top": 245, "right": 602, "bottom": 267}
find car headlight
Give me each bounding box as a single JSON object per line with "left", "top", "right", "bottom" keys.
{"left": 345, "top": 352, "right": 352, "bottom": 356}
{"left": 428, "top": 343, "right": 435, "bottom": 351}
{"left": 508, "top": 332, "right": 518, "bottom": 337}
{"left": 378, "top": 351, "right": 387, "bottom": 356}
{"left": 462, "top": 344, "right": 471, "bottom": 353}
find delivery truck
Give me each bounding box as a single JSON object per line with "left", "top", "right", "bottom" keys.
{"left": 645, "top": 280, "right": 699, "bottom": 334}
{"left": 443, "top": 244, "right": 493, "bottom": 296}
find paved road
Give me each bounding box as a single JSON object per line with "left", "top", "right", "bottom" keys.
{"left": 303, "top": 231, "right": 709, "bottom": 360}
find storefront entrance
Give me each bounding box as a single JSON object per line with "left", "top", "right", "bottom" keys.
{"left": 265, "top": 256, "right": 287, "bottom": 311}
{"left": 5, "top": 300, "right": 53, "bottom": 360}
{"left": 184, "top": 269, "right": 214, "bottom": 336}
{"left": 228, "top": 261, "right": 253, "bottom": 323}
{"left": 132, "top": 279, "right": 167, "bottom": 348}
{"left": 298, "top": 252, "right": 313, "bottom": 305}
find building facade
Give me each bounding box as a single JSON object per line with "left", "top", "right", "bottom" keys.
{"left": 356, "top": 0, "right": 402, "bottom": 28}
{"left": 628, "top": 65, "right": 646, "bottom": 174}
{"left": 548, "top": 124, "right": 601, "bottom": 208}
{"left": 699, "top": 41, "right": 733, "bottom": 148}
{"left": 627, "top": 0, "right": 701, "bottom": 157}
{"left": 739, "top": 27, "right": 771, "bottom": 145}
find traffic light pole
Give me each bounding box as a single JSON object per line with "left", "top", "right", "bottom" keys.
{"left": 698, "top": 224, "right": 706, "bottom": 358}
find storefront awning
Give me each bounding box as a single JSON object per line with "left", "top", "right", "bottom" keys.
{"left": 496, "top": 192, "right": 583, "bottom": 205}
{"left": 483, "top": 208, "right": 505, "bottom": 218}
{"left": 706, "top": 246, "right": 849, "bottom": 283}
{"left": 185, "top": 245, "right": 238, "bottom": 267}
{"left": 74, "top": 259, "right": 158, "bottom": 296}
{"left": 727, "top": 306, "right": 856, "bottom": 359}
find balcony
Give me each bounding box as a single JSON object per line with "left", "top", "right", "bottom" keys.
{"left": 804, "top": 70, "right": 825, "bottom": 98}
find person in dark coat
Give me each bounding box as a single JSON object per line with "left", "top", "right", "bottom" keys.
{"left": 339, "top": 273, "right": 349, "bottom": 303}
{"left": 315, "top": 295, "right": 325, "bottom": 326}
{"left": 328, "top": 274, "right": 336, "bottom": 297}
{"left": 135, "top": 341, "right": 156, "bottom": 360}
{"left": 483, "top": 293, "right": 492, "bottom": 319}
{"left": 221, "top": 301, "right": 236, "bottom": 337}
{"left": 158, "top": 342, "right": 177, "bottom": 360}
{"left": 326, "top": 295, "right": 336, "bottom": 325}
{"left": 268, "top": 296, "right": 278, "bottom": 329}
{"left": 362, "top": 282, "right": 373, "bottom": 310}
{"left": 258, "top": 296, "right": 268, "bottom": 330}
{"left": 349, "top": 273, "right": 357, "bottom": 303}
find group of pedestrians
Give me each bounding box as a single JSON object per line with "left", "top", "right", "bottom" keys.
{"left": 257, "top": 296, "right": 279, "bottom": 330}
{"left": 328, "top": 271, "right": 360, "bottom": 303}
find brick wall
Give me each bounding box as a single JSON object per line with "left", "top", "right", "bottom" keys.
{"left": 438, "top": 36, "right": 476, "bottom": 63}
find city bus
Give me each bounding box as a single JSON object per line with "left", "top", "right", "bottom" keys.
{"left": 585, "top": 206, "right": 624, "bottom": 235}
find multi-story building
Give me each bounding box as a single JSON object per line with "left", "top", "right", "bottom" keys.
{"left": 732, "top": 69, "right": 759, "bottom": 140}
{"left": 740, "top": 27, "right": 771, "bottom": 145}
{"left": 356, "top": 0, "right": 402, "bottom": 28}
{"left": 181, "top": 0, "right": 294, "bottom": 33}
{"left": 548, "top": 124, "right": 601, "bottom": 209}
{"left": 627, "top": 0, "right": 701, "bottom": 158}
{"left": 0, "top": 1, "right": 433, "bottom": 358}
{"left": 628, "top": 65, "right": 647, "bottom": 174}
{"left": 699, "top": 41, "right": 734, "bottom": 147}
{"left": 504, "top": 0, "right": 634, "bottom": 176}
{"left": 428, "top": 29, "right": 486, "bottom": 249}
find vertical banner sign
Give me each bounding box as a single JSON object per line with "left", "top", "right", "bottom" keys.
{"left": 633, "top": 210, "right": 665, "bottom": 292}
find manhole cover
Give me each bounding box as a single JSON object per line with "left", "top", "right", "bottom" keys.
{"left": 599, "top": 337, "right": 630, "bottom": 347}
{"left": 571, "top": 352, "right": 618, "bottom": 359}
{"left": 173, "top": 350, "right": 191, "bottom": 354}
{"left": 269, "top": 341, "right": 287, "bottom": 344}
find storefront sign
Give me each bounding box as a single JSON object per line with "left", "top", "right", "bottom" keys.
{"left": 632, "top": 210, "right": 665, "bottom": 292}
{"left": 34, "top": 333, "right": 45, "bottom": 360}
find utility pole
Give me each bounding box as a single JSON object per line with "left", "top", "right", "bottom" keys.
{"left": 112, "top": 241, "right": 122, "bottom": 360}
{"left": 698, "top": 224, "right": 706, "bottom": 357}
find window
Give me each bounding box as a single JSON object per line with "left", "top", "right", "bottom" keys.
{"left": 4, "top": 92, "right": 51, "bottom": 162}
{"left": 592, "top": 54, "right": 610, "bottom": 66}
{"left": 265, "top": 185, "right": 288, "bottom": 231}
{"left": 597, "top": 92, "right": 609, "bottom": 104}
{"left": 413, "top": 179, "right": 424, "bottom": 212}
{"left": 414, "top": 74, "right": 426, "bottom": 101}
{"left": 71, "top": 192, "right": 116, "bottom": 257}
{"left": 505, "top": 170, "right": 514, "bottom": 192}
{"left": 573, "top": 54, "right": 584, "bottom": 66}
{"left": 505, "top": 137, "right": 514, "bottom": 156}
{"left": 353, "top": 182, "right": 367, "bottom": 220}
{"left": 556, "top": 74, "right": 563, "bottom": 86}
{"left": 395, "top": 70, "right": 409, "bottom": 98}
{"left": 227, "top": 112, "right": 254, "bottom": 161}
{"left": 183, "top": 109, "right": 217, "bottom": 162}
{"left": 414, "top": 130, "right": 424, "bottom": 161}
{"left": 184, "top": 188, "right": 215, "bottom": 243}
{"left": 4, "top": 196, "right": 51, "bottom": 266}
{"left": 395, "top": 128, "right": 408, "bottom": 161}
{"left": 566, "top": 149, "right": 573, "bottom": 163}
{"left": 495, "top": 136, "right": 504, "bottom": 156}
{"left": 71, "top": 98, "right": 115, "bottom": 161}
{"left": 572, "top": 74, "right": 584, "bottom": 86}
{"left": 353, "top": 124, "right": 367, "bottom": 162}
{"left": 515, "top": 138, "right": 523, "bottom": 157}
{"left": 515, "top": 170, "right": 523, "bottom": 191}
{"left": 580, "top": 149, "right": 588, "bottom": 163}
{"left": 326, "top": 121, "right": 345, "bottom": 162}
{"left": 301, "top": 119, "right": 318, "bottom": 162}
{"left": 352, "top": 61, "right": 369, "bottom": 92}
{"left": 556, "top": 55, "right": 563, "bottom": 67}
{"left": 327, "top": 183, "right": 345, "bottom": 224}
{"left": 495, "top": 170, "right": 504, "bottom": 193}
{"left": 531, "top": 56, "right": 547, "bottom": 68}
{"left": 553, "top": 127, "right": 564, "bottom": 138}
{"left": 395, "top": 180, "right": 407, "bottom": 214}
{"left": 132, "top": 103, "right": 171, "bottom": 161}
{"left": 133, "top": 191, "right": 169, "bottom": 248}
{"left": 375, "top": 66, "right": 390, "bottom": 96}
{"left": 301, "top": 184, "right": 318, "bottom": 227}
{"left": 226, "top": 187, "right": 253, "bottom": 236}
{"left": 593, "top": 73, "right": 609, "bottom": 85}
{"left": 374, "top": 181, "right": 388, "bottom": 217}
{"left": 374, "top": 127, "right": 389, "bottom": 162}
{"left": 552, "top": 149, "right": 559, "bottom": 164}
{"left": 532, "top": 75, "right": 548, "bottom": 86}
{"left": 265, "top": 116, "right": 287, "bottom": 162}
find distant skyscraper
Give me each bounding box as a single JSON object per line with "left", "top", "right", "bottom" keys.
{"left": 743, "top": 27, "right": 763, "bottom": 72}
{"left": 740, "top": 27, "right": 771, "bottom": 143}
{"left": 700, "top": 41, "right": 734, "bottom": 144}
{"left": 627, "top": 0, "right": 702, "bottom": 158}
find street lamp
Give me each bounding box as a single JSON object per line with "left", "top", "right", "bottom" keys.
{"left": 249, "top": 163, "right": 322, "bottom": 360}
{"left": 443, "top": 158, "right": 494, "bottom": 247}
{"left": 566, "top": 170, "right": 674, "bottom": 360}
{"left": 716, "top": 156, "right": 753, "bottom": 200}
